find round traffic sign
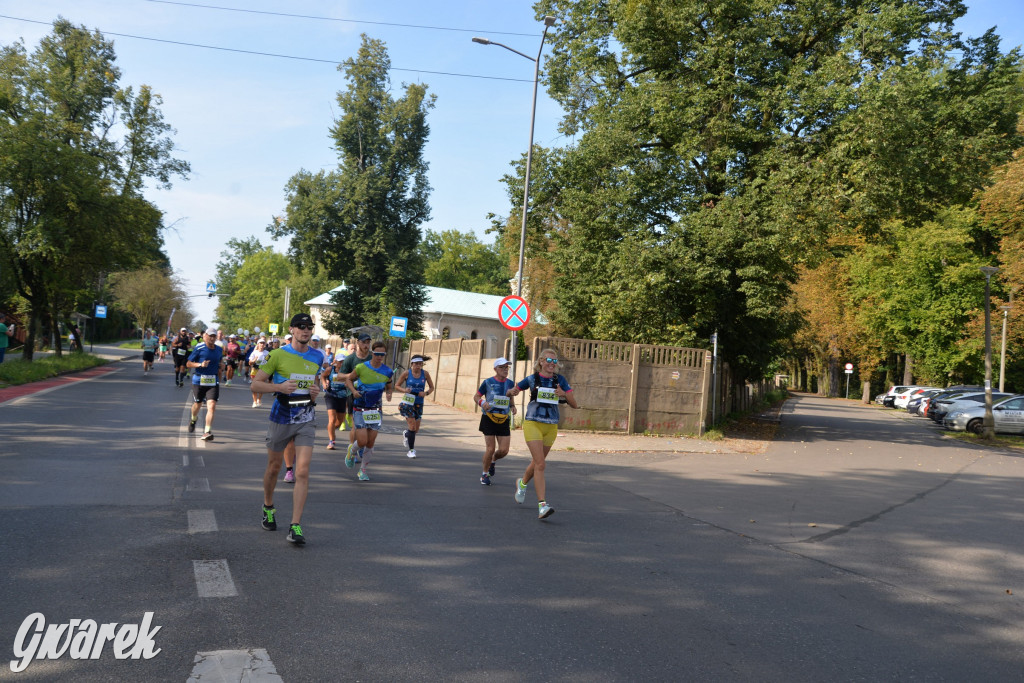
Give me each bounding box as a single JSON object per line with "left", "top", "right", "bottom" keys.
{"left": 844, "top": 363, "right": 854, "bottom": 371}
{"left": 498, "top": 295, "right": 530, "bottom": 331}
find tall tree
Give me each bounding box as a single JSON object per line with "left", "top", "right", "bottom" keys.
{"left": 523, "top": 0, "right": 1021, "bottom": 381}
{"left": 0, "top": 18, "right": 188, "bottom": 358}
{"left": 214, "top": 236, "right": 264, "bottom": 326}
{"left": 109, "top": 266, "right": 189, "bottom": 334}
{"left": 271, "top": 35, "right": 433, "bottom": 335}
{"left": 422, "top": 229, "right": 508, "bottom": 295}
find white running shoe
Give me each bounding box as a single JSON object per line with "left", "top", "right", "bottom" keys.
{"left": 515, "top": 478, "right": 527, "bottom": 504}
{"left": 538, "top": 502, "right": 554, "bottom": 519}
{"left": 407, "top": 449, "right": 416, "bottom": 459}
{"left": 252, "top": 401, "right": 258, "bottom": 408}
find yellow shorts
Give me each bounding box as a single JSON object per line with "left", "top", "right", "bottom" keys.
{"left": 522, "top": 420, "right": 558, "bottom": 447}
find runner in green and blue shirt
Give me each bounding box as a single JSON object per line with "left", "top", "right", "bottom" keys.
{"left": 343, "top": 340, "right": 393, "bottom": 481}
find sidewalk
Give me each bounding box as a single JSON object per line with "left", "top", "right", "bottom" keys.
{"left": 383, "top": 399, "right": 770, "bottom": 457}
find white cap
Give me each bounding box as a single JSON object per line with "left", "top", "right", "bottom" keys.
{"left": 228, "top": 333, "right": 237, "bottom": 338}
{"left": 493, "top": 357, "right": 512, "bottom": 369}
{"left": 204, "top": 327, "right": 218, "bottom": 336}
{"left": 180, "top": 327, "right": 187, "bottom": 332}
{"left": 285, "top": 334, "right": 293, "bottom": 340}
{"left": 311, "top": 334, "right": 321, "bottom": 341}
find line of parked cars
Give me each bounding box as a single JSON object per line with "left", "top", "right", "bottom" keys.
{"left": 875, "top": 385, "right": 1024, "bottom": 435}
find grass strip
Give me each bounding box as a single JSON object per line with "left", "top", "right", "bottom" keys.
{"left": 0, "top": 354, "right": 109, "bottom": 387}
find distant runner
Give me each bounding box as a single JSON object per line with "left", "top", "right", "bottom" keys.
{"left": 186, "top": 327, "right": 225, "bottom": 441}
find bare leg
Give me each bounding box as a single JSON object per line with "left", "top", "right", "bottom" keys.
{"left": 521, "top": 440, "right": 552, "bottom": 503}
{"left": 290, "top": 446, "right": 313, "bottom": 524}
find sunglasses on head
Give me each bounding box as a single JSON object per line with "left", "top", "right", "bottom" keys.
{"left": 372, "top": 351, "right": 386, "bottom": 356}
{"left": 544, "top": 357, "right": 559, "bottom": 364}
{"left": 293, "top": 324, "right": 313, "bottom": 331}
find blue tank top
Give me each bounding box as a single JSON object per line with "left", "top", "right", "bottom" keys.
{"left": 404, "top": 371, "right": 427, "bottom": 406}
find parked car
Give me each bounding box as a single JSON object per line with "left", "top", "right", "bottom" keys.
{"left": 923, "top": 387, "right": 985, "bottom": 421}
{"left": 882, "top": 385, "right": 920, "bottom": 408}
{"left": 894, "top": 387, "right": 937, "bottom": 409}
{"left": 907, "top": 389, "right": 943, "bottom": 415}
{"left": 931, "top": 392, "right": 1013, "bottom": 423}
{"left": 943, "top": 395, "right": 1024, "bottom": 434}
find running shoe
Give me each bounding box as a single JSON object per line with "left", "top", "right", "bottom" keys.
{"left": 284, "top": 468, "right": 295, "bottom": 484}
{"left": 538, "top": 502, "right": 554, "bottom": 519}
{"left": 403, "top": 431, "right": 409, "bottom": 448}
{"left": 287, "top": 523, "right": 305, "bottom": 545}
{"left": 201, "top": 432, "right": 214, "bottom": 441}
{"left": 188, "top": 419, "right": 196, "bottom": 433}
{"left": 480, "top": 474, "right": 491, "bottom": 486}
{"left": 514, "top": 478, "right": 527, "bottom": 504}
{"left": 345, "top": 443, "right": 356, "bottom": 469}
{"left": 326, "top": 440, "right": 335, "bottom": 450}
{"left": 407, "top": 449, "right": 416, "bottom": 459}
{"left": 488, "top": 461, "right": 496, "bottom": 477}
{"left": 357, "top": 469, "right": 370, "bottom": 482}
{"left": 262, "top": 506, "right": 277, "bottom": 531}
{"left": 252, "top": 401, "right": 258, "bottom": 408}
{"left": 225, "top": 379, "right": 231, "bottom": 386}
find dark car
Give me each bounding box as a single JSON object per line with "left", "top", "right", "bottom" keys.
{"left": 923, "top": 387, "right": 985, "bottom": 421}
{"left": 907, "top": 389, "right": 943, "bottom": 415}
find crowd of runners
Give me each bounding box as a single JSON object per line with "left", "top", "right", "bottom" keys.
{"left": 147, "top": 316, "right": 579, "bottom": 545}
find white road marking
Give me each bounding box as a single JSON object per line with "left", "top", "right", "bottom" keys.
{"left": 183, "top": 455, "right": 189, "bottom": 467}
{"left": 187, "top": 510, "right": 218, "bottom": 534}
{"left": 192, "top": 455, "right": 205, "bottom": 467}
{"left": 186, "top": 478, "right": 210, "bottom": 492}
{"left": 187, "top": 649, "right": 282, "bottom": 682}
{"left": 192, "top": 559, "right": 238, "bottom": 597}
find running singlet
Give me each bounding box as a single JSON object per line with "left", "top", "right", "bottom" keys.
{"left": 478, "top": 377, "right": 515, "bottom": 423}
{"left": 141, "top": 337, "right": 159, "bottom": 352}
{"left": 352, "top": 362, "right": 394, "bottom": 410}
{"left": 262, "top": 345, "right": 326, "bottom": 425}
{"left": 516, "top": 373, "right": 572, "bottom": 424}
{"left": 225, "top": 342, "right": 241, "bottom": 360}
{"left": 325, "top": 366, "right": 349, "bottom": 398}
{"left": 403, "top": 371, "right": 427, "bottom": 406}
{"left": 188, "top": 344, "right": 224, "bottom": 386}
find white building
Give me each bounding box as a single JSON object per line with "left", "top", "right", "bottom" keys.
{"left": 304, "top": 285, "right": 540, "bottom": 358}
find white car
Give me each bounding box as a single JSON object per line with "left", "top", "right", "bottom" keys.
{"left": 894, "top": 387, "right": 937, "bottom": 409}
{"left": 943, "top": 395, "right": 1024, "bottom": 434}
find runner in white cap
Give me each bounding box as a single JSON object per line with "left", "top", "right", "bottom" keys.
{"left": 186, "top": 327, "right": 225, "bottom": 441}
{"left": 474, "top": 357, "right": 517, "bottom": 485}
{"left": 394, "top": 355, "right": 434, "bottom": 459}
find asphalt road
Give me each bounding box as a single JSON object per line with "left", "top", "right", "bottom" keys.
{"left": 2, "top": 362, "right": 1023, "bottom": 681}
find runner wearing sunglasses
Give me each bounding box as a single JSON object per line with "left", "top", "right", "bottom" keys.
{"left": 506, "top": 348, "right": 578, "bottom": 519}
{"left": 344, "top": 340, "right": 394, "bottom": 481}
{"left": 251, "top": 313, "right": 326, "bottom": 545}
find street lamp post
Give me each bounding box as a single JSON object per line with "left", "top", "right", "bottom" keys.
{"left": 998, "top": 290, "right": 1014, "bottom": 393}
{"left": 980, "top": 266, "right": 999, "bottom": 439}
{"left": 473, "top": 15, "right": 556, "bottom": 384}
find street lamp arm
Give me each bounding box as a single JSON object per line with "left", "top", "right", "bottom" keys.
{"left": 471, "top": 37, "right": 536, "bottom": 62}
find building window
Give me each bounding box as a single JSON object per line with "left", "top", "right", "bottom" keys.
{"left": 470, "top": 330, "right": 478, "bottom": 339}
{"left": 441, "top": 326, "right": 450, "bottom": 340}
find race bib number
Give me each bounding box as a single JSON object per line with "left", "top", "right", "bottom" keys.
{"left": 490, "top": 396, "right": 510, "bottom": 410}
{"left": 401, "top": 393, "right": 417, "bottom": 406}
{"left": 290, "top": 373, "right": 315, "bottom": 395}
{"left": 362, "top": 410, "right": 382, "bottom": 426}
{"left": 330, "top": 381, "right": 346, "bottom": 392}
{"left": 199, "top": 375, "right": 217, "bottom": 387}
{"left": 176, "top": 348, "right": 186, "bottom": 356}
{"left": 536, "top": 387, "right": 559, "bottom": 404}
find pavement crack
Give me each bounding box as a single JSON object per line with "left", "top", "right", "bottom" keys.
{"left": 798, "top": 457, "right": 979, "bottom": 544}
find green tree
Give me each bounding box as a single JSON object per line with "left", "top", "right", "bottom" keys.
{"left": 219, "top": 248, "right": 293, "bottom": 333}
{"left": 0, "top": 19, "right": 188, "bottom": 358}
{"left": 271, "top": 35, "right": 433, "bottom": 335}
{"left": 421, "top": 229, "right": 507, "bottom": 295}
{"left": 214, "top": 236, "right": 264, "bottom": 329}
{"left": 109, "top": 266, "right": 189, "bottom": 334}
{"left": 523, "top": 0, "right": 1021, "bottom": 380}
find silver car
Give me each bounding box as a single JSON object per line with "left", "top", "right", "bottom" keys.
{"left": 943, "top": 395, "right": 1024, "bottom": 434}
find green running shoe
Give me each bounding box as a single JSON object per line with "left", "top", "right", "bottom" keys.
{"left": 287, "top": 523, "right": 305, "bottom": 545}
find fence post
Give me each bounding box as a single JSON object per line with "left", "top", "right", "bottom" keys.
{"left": 473, "top": 341, "right": 484, "bottom": 413}
{"left": 699, "top": 350, "right": 712, "bottom": 436}
{"left": 451, "top": 337, "right": 464, "bottom": 407}
{"left": 627, "top": 344, "right": 641, "bottom": 434}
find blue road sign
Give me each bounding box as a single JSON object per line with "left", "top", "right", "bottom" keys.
{"left": 95, "top": 305, "right": 107, "bottom": 319}
{"left": 390, "top": 316, "right": 409, "bottom": 338}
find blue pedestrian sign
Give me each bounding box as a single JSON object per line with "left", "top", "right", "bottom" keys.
{"left": 390, "top": 316, "right": 409, "bottom": 338}
{"left": 205, "top": 281, "right": 217, "bottom": 293}
{"left": 95, "top": 304, "right": 107, "bottom": 319}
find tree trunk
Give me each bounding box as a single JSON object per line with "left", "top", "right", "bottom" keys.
{"left": 48, "top": 307, "right": 62, "bottom": 359}
{"left": 902, "top": 353, "right": 914, "bottom": 385}
{"left": 21, "top": 312, "right": 39, "bottom": 361}
{"left": 828, "top": 357, "right": 841, "bottom": 397}
{"left": 862, "top": 379, "right": 872, "bottom": 404}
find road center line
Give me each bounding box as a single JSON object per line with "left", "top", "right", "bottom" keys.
{"left": 193, "top": 559, "right": 238, "bottom": 597}
{"left": 187, "top": 510, "right": 218, "bottom": 534}
{"left": 187, "top": 648, "right": 282, "bottom": 681}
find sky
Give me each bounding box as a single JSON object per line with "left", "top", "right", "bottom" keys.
{"left": 1, "top": 0, "right": 1022, "bottom": 326}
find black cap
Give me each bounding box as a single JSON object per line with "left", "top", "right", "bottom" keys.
{"left": 357, "top": 333, "right": 372, "bottom": 342}
{"left": 290, "top": 313, "right": 313, "bottom": 327}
